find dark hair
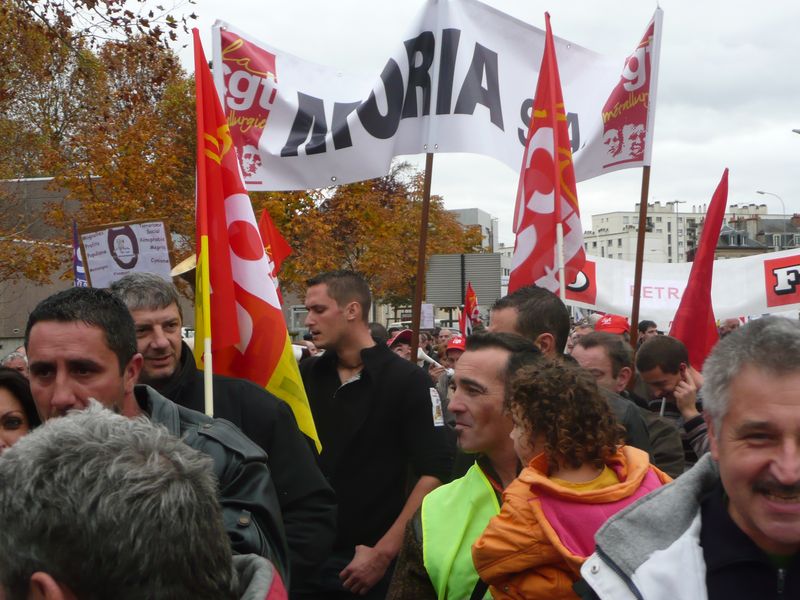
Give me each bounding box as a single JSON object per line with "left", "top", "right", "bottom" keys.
{"left": 491, "top": 286, "right": 570, "bottom": 353}
{"left": 506, "top": 359, "right": 622, "bottom": 472}
{"left": 25, "top": 288, "right": 137, "bottom": 374}
{"left": 0, "top": 368, "right": 41, "bottom": 430}
{"left": 306, "top": 270, "right": 371, "bottom": 322}
{"left": 635, "top": 335, "right": 689, "bottom": 374}
{"left": 638, "top": 320, "right": 657, "bottom": 334}
{"left": 465, "top": 331, "right": 540, "bottom": 356}
{"left": 576, "top": 331, "right": 634, "bottom": 377}
{"left": 368, "top": 322, "right": 389, "bottom": 344}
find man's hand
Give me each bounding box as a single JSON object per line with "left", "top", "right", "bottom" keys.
{"left": 674, "top": 369, "right": 700, "bottom": 420}
{"left": 339, "top": 544, "right": 391, "bottom": 595}
{"left": 428, "top": 364, "right": 446, "bottom": 383}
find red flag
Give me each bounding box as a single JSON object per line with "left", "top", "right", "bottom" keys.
{"left": 459, "top": 282, "right": 479, "bottom": 336}
{"left": 669, "top": 169, "right": 729, "bottom": 369}
{"left": 509, "top": 13, "right": 585, "bottom": 295}
{"left": 258, "top": 208, "right": 292, "bottom": 304}
{"left": 193, "top": 30, "right": 320, "bottom": 450}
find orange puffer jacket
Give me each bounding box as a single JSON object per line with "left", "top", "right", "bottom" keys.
{"left": 472, "top": 446, "right": 671, "bottom": 600}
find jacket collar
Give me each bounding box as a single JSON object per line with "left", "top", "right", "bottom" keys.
{"left": 315, "top": 340, "right": 394, "bottom": 381}
{"left": 134, "top": 384, "right": 181, "bottom": 436}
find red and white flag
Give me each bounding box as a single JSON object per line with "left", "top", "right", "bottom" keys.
{"left": 509, "top": 13, "right": 585, "bottom": 295}
{"left": 193, "top": 30, "right": 320, "bottom": 451}
{"left": 459, "top": 282, "right": 480, "bottom": 336}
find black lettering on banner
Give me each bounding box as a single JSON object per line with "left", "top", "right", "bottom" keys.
{"left": 402, "top": 31, "right": 435, "bottom": 119}
{"left": 454, "top": 43, "right": 503, "bottom": 130}
{"left": 773, "top": 265, "right": 800, "bottom": 295}
{"left": 436, "top": 28, "right": 460, "bottom": 115}
{"left": 567, "top": 112, "right": 580, "bottom": 152}
{"left": 281, "top": 92, "right": 328, "bottom": 157}
{"left": 518, "top": 98, "right": 533, "bottom": 145}
{"left": 332, "top": 101, "right": 360, "bottom": 150}
{"left": 357, "top": 58, "right": 405, "bottom": 139}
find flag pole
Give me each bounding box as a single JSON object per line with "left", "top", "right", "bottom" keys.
{"left": 556, "top": 222, "right": 567, "bottom": 300}
{"left": 410, "top": 152, "right": 434, "bottom": 361}
{"left": 629, "top": 165, "right": 651, "bottom": 353}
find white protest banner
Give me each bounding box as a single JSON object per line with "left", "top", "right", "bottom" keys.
{"left": 563, "top": 248, "right": 800, "bottom": 329}
{"left": 79, "top": 220, "right": 172, "bottom": 288}
{"left": 211, "top": 1, "right": 661, "bottom": 191}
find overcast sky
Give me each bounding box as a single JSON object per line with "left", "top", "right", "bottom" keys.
{"left": 178, "top": 0, "right": 800, "bottom": 245}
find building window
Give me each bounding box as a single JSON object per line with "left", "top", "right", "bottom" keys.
{"left": 656, "top": 217, "right": 662, "bottom": 223}
{"left": 601, "top": 247, "right": 605, "bottom": 257}
{"left": 617, "top": 238, "right": 622, "bottom": 247}
{"left": 667, "top": 221, "right": 672, "bottom": 232}
{"left": 773, "top": 234, "right": 781, "bottom": 247}
{"left": 656, "top": 228, "right": 663, "bottom": 233}
{"left": 623, "top": 216, "right": 630, "bottom": 224}
{"left": 668, "top": 234, "right": 672, "bottom": 244}
{"left": 607, "top": 240, "right": 613, "bottom": 246}
{"left": 592, "top": 241, "right": 597, "bottom": 248}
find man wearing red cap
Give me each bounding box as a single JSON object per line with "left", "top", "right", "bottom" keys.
{"left": 595, "top": 314, "right": 632, "bottom": 341}
{"left": 388, "top": 329, "right": 413, "bottom": 361}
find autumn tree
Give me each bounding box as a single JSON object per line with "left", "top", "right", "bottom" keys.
{"left": 253, "top": 163, "right": 483, "bottom": 306}
{"left": 0, "top": 0, "right": 196, "bottom": 285}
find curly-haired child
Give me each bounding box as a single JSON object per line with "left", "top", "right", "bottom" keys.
{"left": 472, "top": 357, "right": 671, "bottom": 599}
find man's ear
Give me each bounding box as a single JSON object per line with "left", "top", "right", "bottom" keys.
{"left": 617, "top": 366, "right": 633, "bottom": 390}
{"left": 706, "top": 413, "right": 720, "bottom": 461}
{"left": 534, "top": 332, "right": 558, "bottom": 356}
{"left": 344, "top": 301, "right": 361, "bottom": 322}
{"left": 28, "top": 572, "right": 71, "bottom": 600}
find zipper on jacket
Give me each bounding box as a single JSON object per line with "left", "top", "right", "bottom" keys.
{"left": 777, "top": 567, "right": 785, "bottom": 598}
{"left": 593, "top": 545, "right": 646, "bottom": 600}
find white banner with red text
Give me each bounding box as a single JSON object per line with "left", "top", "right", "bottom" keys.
{"left": 564, "top": 249, "right": 800, "bottom": 329}
{"left": 211, "top": 1, "right": 661, "bottom": 191}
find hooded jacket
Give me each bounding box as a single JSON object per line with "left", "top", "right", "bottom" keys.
{"left": 473, "top": 446, "right": 670, "bottom": 599}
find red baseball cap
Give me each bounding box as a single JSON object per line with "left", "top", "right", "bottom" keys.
{"left": 594, "top": 314, "right": 630, "bottom": 335}
{"left": 446, "top": 336, "right": 466, "bottom": 352}
{"left": 387, "top": 329, "right": 412, "bottom": 347}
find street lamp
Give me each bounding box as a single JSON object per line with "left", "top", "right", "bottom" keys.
{"left": 756, "top": 190, "right": 787, "bottom": 248}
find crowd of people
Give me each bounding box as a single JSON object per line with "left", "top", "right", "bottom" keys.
{"left": 0, "top": 270, "right": 798, "bottom": 599}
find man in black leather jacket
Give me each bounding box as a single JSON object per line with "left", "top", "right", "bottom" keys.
{"left": 24, "top": 287, "right": 289, "bottom": 580}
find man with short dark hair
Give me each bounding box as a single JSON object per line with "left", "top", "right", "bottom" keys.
{"left": 388, "top": 332, "right": 540, "bottom": 599}
{"left": 0, "top": 402, "right": 286, "bottom": 600}
{"left": 573, "top": 332, "right": 684, "bottom": 478}
{"left": 580, "top": 317, "right": 800, "bottom": 599}
{"left": 636, "top": 335, "right": 709, "bottom": 466}
{"left": 488, "top": 286, "right": 652, "bottom": 456}
{"left": 24, "top": 287, "right": 288, "bottom": 578}
{"left": 302, "top": 270, "right": 454, "bottom": 599}
{"left": 110, "top": 272, "right": 337, "bottom": 592}
{"left": 638, "top": 319, "right": 659, "bottom": 346}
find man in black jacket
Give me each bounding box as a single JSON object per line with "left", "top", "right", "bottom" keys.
{"left": 301, "top": 270, "right": 454, "bottom": 599}
{"left": 24, "top": 287, "right": 288, "bottom": 579}
{"left": 110, "top": 273, "right": 336, "bottom": 594}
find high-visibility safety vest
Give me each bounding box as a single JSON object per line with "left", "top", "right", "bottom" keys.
{"left": 421, "top": 463, "right": 500, "bottom": 600}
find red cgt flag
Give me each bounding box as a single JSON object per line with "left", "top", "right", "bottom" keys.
{"left": 193, "top": 30, "right": 320, "bottom": 450}
{"left": 669, "top": 169, "right": 729, "bottom": 369}
{"left": 509, "top": 13, "right": 585, "bottom": 295}
{"left": 258, "top": 208, "right": 292, "bottom": 304}
{"left": 459, "top": 282, "right": 479, "bottom": 336}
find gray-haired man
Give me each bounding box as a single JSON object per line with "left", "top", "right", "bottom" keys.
{"left": 580, "top": 317, "right": 800, "bottom": 599}
{"left": 0, "top": 402, "right": 286, "bottom": 600}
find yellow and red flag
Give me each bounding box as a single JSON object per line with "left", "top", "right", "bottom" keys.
{"left": 509, "top": 13, "right": 585, "bottom": 295}
{"left": 459, "top": 282, "right": 480, "bottom": 336}
{"left": 193, "top": 30, "right": 320, "bottom": 451}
